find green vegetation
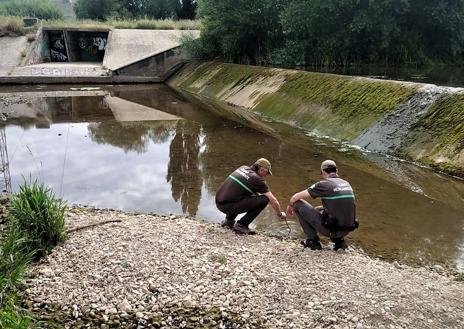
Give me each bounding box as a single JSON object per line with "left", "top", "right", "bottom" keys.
{"left": 0, "top": 0, "right": 62, "bottom": 20}
{"left": 172, "top": 62, "right": 418, "bottom": 140}
{"left": 42, "top": 17, "right": 200, "bottom": 30}
{"left": 0, "top": 15, "right": 200, "bottom": 36}
{"left": 193, "top": 0, "right": 464, "bottom": 67}
{"left": 10, "top": 182, "right": 66, "bottom": 260}
{"left": 0, "top": 15, "right": 27, "bottom": 36}
{"left": 255, "top": 73, "right": 418, "bottom": 140}
{"left": 208, "top": 253, "right": 227, "bottom": 265}
{"left": 73, "top": 0, "right": 197, "bottom": 21}
{"left": 0, "top": 182, "right": 67, "bottom": 328}
{"left": 397, "top": 92, "right": 464, "bottom": 175}
{"left": 51, "top": 0, "right": 74, "bottom": 20}
{"left": 0, "top": 0, "right": 200, "bottom": 36}
{"left": 171, "top": 61, "right": 463, "bottom": 175}
{"left": 412, "top": 93, "right": 464, "bottom": 152}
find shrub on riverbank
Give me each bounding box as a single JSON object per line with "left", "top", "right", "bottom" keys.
{"left": 0, "top": 0, "right": 62, "bottom": 20}
{"left": 0, "top": 182, "right": 66, "bottom": 327}
{"left": 42, "top": 17, "right": 201, "bottom": 30}
{"left": 0, "top": 15, "right": 200, "bottom": 36}
{"left": 195, "top": 0, "right": 464, "bottom": 67}
{"left": 0, "top": 16, "right": 26, "bottom": 37}
{"left": 10, "top": 182, "right": 66, "bottom": 260}
{"left": 0, "top": 227, "right": 34, "bottom": 329}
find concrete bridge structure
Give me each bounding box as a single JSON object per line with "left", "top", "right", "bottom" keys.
{"left": 0, "top": 28, "right": 199, "bottom": 84}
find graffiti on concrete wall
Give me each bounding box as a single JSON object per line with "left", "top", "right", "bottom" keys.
{"left": 49, "top": 31, "right": 68, "bottom": 62}
{"left": 78, "top": 34, "right": 107, "bottom": 61}
{"left": 30, "top": 67, "right": 99, "bottom": 76}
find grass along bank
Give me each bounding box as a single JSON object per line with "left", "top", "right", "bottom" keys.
{"left": 0, "top": 15, "right": 201, "bottom": 37}
{"left": 0, "top": 16, "right": 36, "bottom": 37}
{"left": 0, "top": 182, "right": 66, "bottom": 328}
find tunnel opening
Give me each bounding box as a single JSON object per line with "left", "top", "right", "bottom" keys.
{"left": 44, "top": 29, "right": 109, "bottom": 63}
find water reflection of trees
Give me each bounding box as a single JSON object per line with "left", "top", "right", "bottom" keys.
{"left": 200, "top": 126, "right": 281, "bottom": 194}
{"left": 87, "top": 120, "right": 176, "bottom": 153}
{"left": 166, "top": 121, "right": 202, "bottom": 216}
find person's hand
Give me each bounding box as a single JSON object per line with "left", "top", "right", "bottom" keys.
{"left": 278, "top": 211, "right": 287, "bottom": 220}
{"left": 286, "top": 204, "right": 294, "bottom": 216}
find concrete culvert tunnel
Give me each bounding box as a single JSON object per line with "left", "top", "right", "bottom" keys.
{"left": 46, "top": 29, "right": 109, "bottom": 63}
{"left": 1, "top": 28, "right": 200, "bottom": 83}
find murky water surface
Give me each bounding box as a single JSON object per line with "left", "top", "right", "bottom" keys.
{"left": 1, "top": 84, "right": 464, "bottom": 271}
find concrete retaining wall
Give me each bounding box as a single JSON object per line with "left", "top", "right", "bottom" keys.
{"left": 168, "top": 62, "right": 464, "bottom": 176}
{"left": 115, "top": 47, "right": 186, "bottom": 81}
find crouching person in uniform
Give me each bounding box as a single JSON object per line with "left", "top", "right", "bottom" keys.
{"left": 287, "top": 160, "right": 358, "bottom": 250}
{"left": 216, "top": 158, "right": 286, "bottom": 235}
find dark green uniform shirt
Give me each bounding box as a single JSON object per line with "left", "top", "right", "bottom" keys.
{"left": 308, "top": 174, "right": 356, "bottom": 228}
{"left": 216, "top": 165, "right": 269, "bottom": 204}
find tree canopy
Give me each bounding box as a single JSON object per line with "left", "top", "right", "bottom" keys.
{"left": 0, "top": 0, "right": 63, "bottom": 20}
{"left": 194, "top": 0, "right": 464, "bottom": 66}
{"left": 73, "top": 0, "right": 197, "bottom": 21}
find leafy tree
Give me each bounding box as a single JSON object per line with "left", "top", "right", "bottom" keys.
{"left": 195, "top": 0, "right": 464, "bottom": 66}
{"left": 145, "top": 0, "right": 179, "bottom": 19}
{"left": 279, "top": 0, "right": 464, "bottom": 66}
{"left": 73, "top": 0, "right": 116, "bottom": 20}
{"left": 197, "top": 0, "right": 284, "bottom": 64}
{"left": 408, "top": 0, "right": 464, "bottom": 62}
{"left": 0, "top": 0, "right": 63, "bottom": 20}
{"left": 74, "top": 0, "right": 195, "bottom": 20}
{"left": 177, "top": 0, "right": 196, "bottom": 19}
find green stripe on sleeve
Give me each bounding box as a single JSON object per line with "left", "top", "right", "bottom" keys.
{"left": 228, "top": 175, "right": 254, "bottom": 194}
{"left": 321, "top": 194, "right": 355, "bottom": 200}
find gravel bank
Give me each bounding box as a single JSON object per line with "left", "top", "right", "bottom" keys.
{"left": 25, "top": 208, "right": 464, "bottom": 329}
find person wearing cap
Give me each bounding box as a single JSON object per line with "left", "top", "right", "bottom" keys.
{"left": 286, "top": 160, "right": 358, "bottom": 250}
{"left": 216, "top": 158, "right": 287, "bottom": 235}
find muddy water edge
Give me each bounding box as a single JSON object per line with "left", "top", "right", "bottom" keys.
{"left": 1, "top": 84, "right": 464, "bottom": 272}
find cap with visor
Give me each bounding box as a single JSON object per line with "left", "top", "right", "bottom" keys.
{"left": 255, "top": 158, "right": 272, "bottom": 175}
{"left": 321, "top": 160, "right": 337, "bottom": 172}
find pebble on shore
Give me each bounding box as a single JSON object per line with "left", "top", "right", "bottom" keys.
{"left": 24, "top": 208, "right": 464, "bottom": 328}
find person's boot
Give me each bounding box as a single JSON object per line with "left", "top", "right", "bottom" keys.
{"left": 221, "top": 218, "right": 235, "bottom": 229}
{"left": 332, "top": 238, "right": 348, "bottom": 251}
{"left": 300, "top": 238, "right": 322, "bottom": 250}
{"left": 233, "top": 222, "right": 256, "bottom": 235}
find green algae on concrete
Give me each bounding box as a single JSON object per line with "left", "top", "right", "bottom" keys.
{"left": 168, "top": 61, "right": 463, "bottom": 176}
{"left": 254, "top": 73, "right": 418, "bottom": 140}
{"left": 399, "top": 92, "right": 464, "bottom": 175}
{"left": 171, "top": 62, "right": 286, "bottom": 100}
{"left": 170, "top": 62, "right": 418, "bottom": 141}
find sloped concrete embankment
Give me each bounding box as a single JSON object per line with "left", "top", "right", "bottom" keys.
{"left": 167, "top": 62, "right": 464, "bottom": 176}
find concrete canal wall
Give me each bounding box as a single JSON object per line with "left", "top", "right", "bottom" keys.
{"left": 0, "top": 28, "right": 200, "bottom": 83}
{"left": 168, "top": 62, "right": 464, "bottom": 176}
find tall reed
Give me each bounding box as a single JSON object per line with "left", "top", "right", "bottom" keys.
{"left": 0, "top": 181, "right": 67, "bottom": 327}
{"left": 10, "top": 181, "right": 66, "bottom": 260}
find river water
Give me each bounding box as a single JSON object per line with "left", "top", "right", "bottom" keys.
{"left": 1, "top": 84, "right": 464, "bottom": 271}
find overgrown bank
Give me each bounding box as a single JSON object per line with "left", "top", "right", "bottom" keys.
{"left": 0, "top": 182, "right": 66, "bottom": 328}
{"left": 168, "top": 62, "right": 464, "bottom": 176}
{"left": 0, "top": 15, "right": 200, "bottom": 37}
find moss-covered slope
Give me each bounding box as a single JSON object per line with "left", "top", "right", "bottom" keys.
{"left": 169, "top": 62, "right": 464, "bottom": 175}
{"left": 399, "top": 92, "right": 464, "bottom": 173}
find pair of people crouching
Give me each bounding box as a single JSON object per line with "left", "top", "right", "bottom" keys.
{"left": 215, "top": 158, "right": 358, "bottom": 250}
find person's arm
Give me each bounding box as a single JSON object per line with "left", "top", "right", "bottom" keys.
{"left": 289, "top": 190, "right": 310, "bottom": 205}
{"left": 263, "top": 191, "right": 286, "bottom": 219}
{"left": 286, "top": 190, "right": 311, "bottom": 216}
